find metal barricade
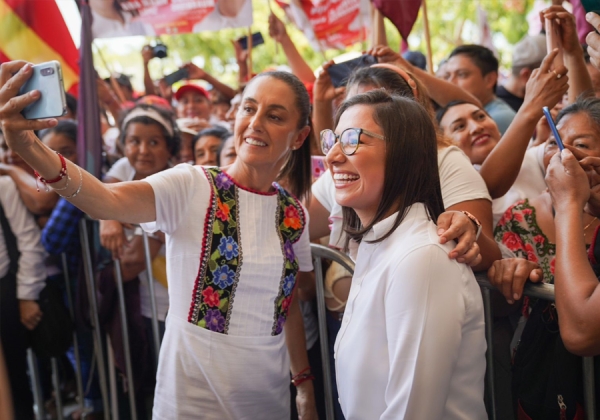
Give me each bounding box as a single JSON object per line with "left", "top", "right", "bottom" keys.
{"left": 310, "top": 244, "right": 355, "bottom": 420}
{"left": 310, "top": 245, "right": 597, "bottom": 420}
{"left": 475, "top": 275, "right": 597, "bottom": 420}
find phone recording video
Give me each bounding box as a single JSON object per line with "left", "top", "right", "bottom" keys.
{"left": 163, "top": 67, "right": 190, "bottom": 86}
{"left": 542, "top": 106, "right": 565, "bottom": 151}
{"left": 327, "top": 54, "right": 378, "bottom": 88}
{"left": 18, "top": 61, "right": 67, "bottom": 120}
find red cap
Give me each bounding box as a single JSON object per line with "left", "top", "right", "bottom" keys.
{"left": 174, "top": 84, "right": 210, "bottom": 101}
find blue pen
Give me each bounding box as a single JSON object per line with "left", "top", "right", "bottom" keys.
{"left": 542, "top": 106, "right": 565, "bottom": 151}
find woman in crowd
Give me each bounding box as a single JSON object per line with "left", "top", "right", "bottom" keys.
{"left": 0, "top": 63, "right": 317, "bottom": 419}
{"left": 329, "top": 89, "right": 487, "bottom": 418}
{"left": 546, "top": 145, "right": 600, "bottom": 356}
{"left": 218, "top": 134, "right": 237, "bottom": 167}
{"left": 193, "top": 126, "right": 231, "bottom": 166}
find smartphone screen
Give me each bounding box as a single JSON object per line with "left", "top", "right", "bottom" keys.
{"left": 545, "top": 18, "right": 564, "bottom": 70}
{"left": 237, "top": 32, "right": 265, "bottom": 50}
{"left": 311, "top": 155, "right": 327, "bottom": 179}
{"left": 542, "top": 106, "right": 565, "bottom": 151}
{"left": 18, "top": 61, "right": 67, "bottom": 120}
{"left": 163, "top": 67, "right": 189, "bottom": 86}
{"left": 327, "top": 54, "right": 378, "bottom": 88}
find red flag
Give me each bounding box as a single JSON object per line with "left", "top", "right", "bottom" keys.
{"left": 371, "top": 0, "right": 422, "bottom": 41}
{"left": 0, "top": 0, "right": 79, "bottom": 94}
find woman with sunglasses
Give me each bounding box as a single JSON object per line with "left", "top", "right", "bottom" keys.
{"left": 0, "top": 63, "right": 317, "bottom": 419}
{"left": 328, "top": 89, "right": 487, "bottom": 419}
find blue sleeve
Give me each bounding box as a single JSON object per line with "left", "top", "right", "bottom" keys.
{"left": 41, "top": 198, "right": 84, "bottom": 255}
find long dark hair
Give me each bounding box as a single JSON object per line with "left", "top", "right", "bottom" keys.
{"left": 334, "top": 90, "right": 445, "bottom": 245}
{"left": 247, "top": 71, "right": 312, "bottom": 201}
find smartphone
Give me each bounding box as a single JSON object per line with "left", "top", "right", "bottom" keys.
{"left": 542, "top": 106, "right": 565, "bottom": 151}
{"left": 18, "top": 61, "right": 67, "bottom": 120}
{"left": 311, "top": 155, "right": 327, "bottom": 179}
{"left": 163, "top": 67, "right": 189, "bottom": 86}
{"left": 327, "top": 54, "right": 378, "bottom": 88}
{"left": 545, "top": 18, "right": 564, "bottom": 71}
{"left": 237, "top": 32, "right": 265, "bottom": 50}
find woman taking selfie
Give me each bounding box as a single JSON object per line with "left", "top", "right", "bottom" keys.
{"left": 327, "top": 90, "right": 487, "bottom": 419}
{"left": 0, "top": 62, "right": 317, "bottom": 419}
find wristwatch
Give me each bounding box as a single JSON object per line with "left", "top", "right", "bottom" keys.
{"left": 461, "top": 211, "right": 482, "bottom": 240}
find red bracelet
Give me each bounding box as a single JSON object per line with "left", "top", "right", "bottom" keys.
{"left": 291, "top": 373, "right": 315, "bottom": 387}
{"left": 292, "top": 366, "right": 311, "bottom": 380}
{"left": 34, "top": 152, "right": 67, "bottom": 192}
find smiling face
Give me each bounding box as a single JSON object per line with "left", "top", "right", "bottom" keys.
{"left": 176, "top": 91, "right": 211, "bottom": 120}
{"left": 123, "top": 122, "right": 172, "bottom": 179}
{"left": 233, "top": 76, "right": 308, "bottom": 171}
{"left": 543, "top": 112, "right": 600, "bottom": 170}
{"left": 439, "top": 103, "right": 500, "bottom": 165}
{"left": 325, "top": 104, "right": 386, "bottom": 225}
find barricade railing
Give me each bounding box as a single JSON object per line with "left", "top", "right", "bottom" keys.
{"left": 310, "top": 244, "right": 597, "bottom": 420}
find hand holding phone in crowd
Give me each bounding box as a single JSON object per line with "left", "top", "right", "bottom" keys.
{"left": 18, "top": 61, "right": 67, "bottom": 120}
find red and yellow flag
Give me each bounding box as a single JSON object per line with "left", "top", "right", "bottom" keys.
{"left": 0, "top": 0, "right": 79, "bottom": 93}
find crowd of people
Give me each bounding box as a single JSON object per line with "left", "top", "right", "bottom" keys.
{"left": 1, "top": 5, "right": 600, "bottom": 420}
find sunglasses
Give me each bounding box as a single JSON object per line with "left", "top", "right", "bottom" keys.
{"left": 320, "top": 128, "right": 385, "bottom": 156}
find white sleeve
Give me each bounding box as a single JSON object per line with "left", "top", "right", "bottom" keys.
{"left": 438, "top": 146, "right": 491, "bottom": 208}
{"left": 311, "top": 169, "right": 335, "bottom": 213}
{"left": 141, "top": 164, "right": 201, "bottom": 235}
{"left": 0, "top": 179, "right": 47, "bottom": 300}
{"left": 293, "top": 203, "right": 314, "bottom": 272}
{"left": 104, "top": 156, "right": 134, "bottom": 182}
{"left": 381, "top": 245, "right": 467, "bottom": 419}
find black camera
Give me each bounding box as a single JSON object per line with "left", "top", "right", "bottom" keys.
{"left": 152, "top": 44, "right": 168, "bottom": 59}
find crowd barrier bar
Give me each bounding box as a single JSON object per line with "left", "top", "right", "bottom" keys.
{"left": 61, "top": 253, "right": 86, "bottom": 415}
{"left": 50, "top": 357, "right": 65, "bottom": 420}
{"left": 310, "top": 244, "right": 356, "bottom": 420}
{"left": 113, "top": 261, "right": 138, "bottom": 420}
{"left": 310, "top": 244, "right": 597, "bottom": 420}
{"left": 79, "top": 219, "right": 111, "bottom": 419}
{"left": 141, "top": 230, "right": 161, "bottom": 368}
{"left": 27, "top": 348, "right": 45, "bottom": 420}
{"left": 476, "top": 277, "right": 597, "bottom": 420}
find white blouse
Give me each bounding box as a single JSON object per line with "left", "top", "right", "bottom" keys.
{"left": 334, "top": 203, "right": 488, "bottom": 419}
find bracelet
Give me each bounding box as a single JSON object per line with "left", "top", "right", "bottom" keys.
{"left": 461, "top": 210, "right": 482, "bottom": 240}
{"left": 34, "top": 152, "right": 67, "bottom": 192}
{"left": 291, "top": 373, "right": 315, "bottom": 387}
{"left": 57, "top": 165, "right": 83, "bottom": 199}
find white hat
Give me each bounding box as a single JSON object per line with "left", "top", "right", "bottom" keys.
{"left": 512, "top": 34, "right": 547, "bottom": 69}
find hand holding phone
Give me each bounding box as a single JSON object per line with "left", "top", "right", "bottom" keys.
{"left": 543, "top": 106, "right": 565, "bottom": 150}
{"left": 18, "top": 61, "right": 67, "bottom": 120}
{"left": 327, "top": 54, "right": 378, "bottom": 88}
{"left": 163, "top": 67, "right": 190, "bottom": 86}
{"left": 237, "top": 32, "right": 265, "bottom": 51}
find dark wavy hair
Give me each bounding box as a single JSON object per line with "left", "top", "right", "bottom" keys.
{"left": 39, "top": 119, "right": 78, "bottom": 145}
{"left": 334, "top": 90, "right": 445, "bottom": 245}
{"left": 246, "top": 71, "right": 312, "bottom": 201}
{"left": 119, "top": 103, "right": 181, "bottom": 157}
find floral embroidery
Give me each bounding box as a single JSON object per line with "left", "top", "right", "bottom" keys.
{"left": 494, "top": 199, "right": 555, "bottom": 283}
{"left": 271, "top": 184, "right": 305, "bottom": 335}
{"left": 188, "top": 168, "right": 243, "bottom": 333}
{"left": 202, "top": 287, "right": 220, "bottom": 308}
{"left": 216, "top": 199, "right": 230, "bottom": 222}
{"left": 283, "top": 205, "right": 302, "bottom": 229}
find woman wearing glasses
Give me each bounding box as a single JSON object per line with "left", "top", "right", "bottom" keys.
{"left": 325, "top": 90, "right": 487, "bottom": 419}
{"left": 0, "top": 63, "right": 318, "bottom": 419}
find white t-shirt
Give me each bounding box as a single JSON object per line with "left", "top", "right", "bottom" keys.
{"left": 488, "top": 143, "right": 546, "bottom": 226}
{"left": 104, "top": 156, "right": 136, "bottom": 182}
{"left": 335, "top": 203, "right": 487, "bottom": 419}
{"left": 312, "top": 146, "right": 491, "bottom": 248}
{"left": 140, "top": 164, "right": 312, "bottom": 418}
{"left": 0, "top": 177, "right": 47, "bottom": 299}
{"left": 192, "top": 0, "right": 253, "bottom": 32}
{"left": 91, "top": 9, "right": 155, "bottom": 39}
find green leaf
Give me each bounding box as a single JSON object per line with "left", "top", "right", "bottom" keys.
{"left": 219, "top": 297, "right": 229, "bottom": 311}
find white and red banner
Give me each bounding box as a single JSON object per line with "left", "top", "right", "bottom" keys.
{"left": 276, "top": 0, "right": 369, "bottom": 51}
{"left": 91, "top": 0, "right": 253, "bottom": 39}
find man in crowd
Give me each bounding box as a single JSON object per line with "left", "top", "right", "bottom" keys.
{"left": 442, "top": 44, "right": 516, "bottom": 134}
{"left": 497, "top": 34, "right": 547, "bottom": 112}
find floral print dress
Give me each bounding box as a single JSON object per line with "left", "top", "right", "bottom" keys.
{"left": 495, "top": 199, "right": 556, "bottom": 283}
